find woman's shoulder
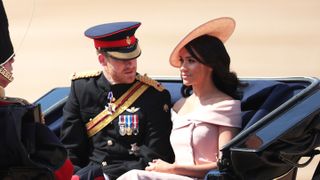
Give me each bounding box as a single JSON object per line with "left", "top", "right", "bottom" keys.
{"left": 211, "top": 98, "right": 240, "bottom": 108}
{"left": 206, "top": 97, "right": 241, "bottom": 115}
{"left": 205, "top": 98, "right": 242, "bottom": 128}
{"left": 172, "top": 97, "right": 186, "bottom": 113}
{"left": 206, "top": 91, "right": 240, "bottom": 107}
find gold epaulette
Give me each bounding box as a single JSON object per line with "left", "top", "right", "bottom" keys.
{"left": 136, "top": 74, "right": 165, "bottom": 92}
{"left": 71, "top": 70, "right": 102, "bottom": 80}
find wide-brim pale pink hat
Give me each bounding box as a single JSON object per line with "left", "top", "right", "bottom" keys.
{"left": 169, "top": 17, "right": 236, "bottom": 67}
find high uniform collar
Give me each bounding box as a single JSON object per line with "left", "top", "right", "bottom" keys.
{"left": 97, "top": 73, "right": 111, "bottom": 92}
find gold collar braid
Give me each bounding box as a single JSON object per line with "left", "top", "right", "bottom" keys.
{"left": 0, "top": 66, "right": 14, "bottom": 82}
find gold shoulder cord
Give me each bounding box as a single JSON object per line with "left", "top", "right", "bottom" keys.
{"left": 86, "top": 81, "right": 149, "bottom": 137}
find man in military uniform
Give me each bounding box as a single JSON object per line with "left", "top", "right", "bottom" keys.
{"left": 60, "top": 22, "right": 175, "bottom": 180}
{"left": 0, "top": 1, "right": 73, "bottom": 179}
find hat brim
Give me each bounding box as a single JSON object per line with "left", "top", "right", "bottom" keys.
{"left": 107, "top": 44, "right": 141, "bottom": 60}
{"left": 169, "top": 17, "right": 236, "bottom": 67}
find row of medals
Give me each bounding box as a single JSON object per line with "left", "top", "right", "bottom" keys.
{"left": 107, "top": 92, "right": 139, "bottom": 136}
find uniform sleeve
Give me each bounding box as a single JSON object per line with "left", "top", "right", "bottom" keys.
{"left": 134, "top": 90, "right": 174, "bottom": 162}
{"left": 140, "top": 89, "right": 175, "bottom": 162}
{"left": 60, "top": 81, "right": 91, "bottom": 171}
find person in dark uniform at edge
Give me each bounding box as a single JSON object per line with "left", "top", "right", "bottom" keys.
{"left": 0, "top": 0, "right": 74, "bottom": 179}
{"left": 60, "top": 21, "right": 175, "bottom": 180}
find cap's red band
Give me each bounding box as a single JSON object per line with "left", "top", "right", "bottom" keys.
{"left": 94, "top": 36, "right": 137, "bottom": 48}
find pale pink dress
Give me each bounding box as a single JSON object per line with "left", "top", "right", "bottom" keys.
{"left": 117, "top": 100, "right": 242, "bottom": 180}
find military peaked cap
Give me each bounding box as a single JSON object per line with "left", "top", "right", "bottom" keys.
{"left": 85, "top": 21, "right": 141, "bottom": 60}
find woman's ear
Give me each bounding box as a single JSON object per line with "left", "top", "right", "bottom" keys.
{"left": 98, "top": 53, "right": 106, "bottom": 65}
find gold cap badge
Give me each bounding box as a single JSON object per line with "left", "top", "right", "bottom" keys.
{"left": 163, "top": 104, "right": 169, "bottom": 112}
{"left": 126, "top": 36, "right": 131, "bottom": 45}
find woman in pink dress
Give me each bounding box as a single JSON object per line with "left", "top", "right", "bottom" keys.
{"left": 117, "top": 17, "right": 242, "bottom": 180}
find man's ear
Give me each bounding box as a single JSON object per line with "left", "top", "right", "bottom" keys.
{"left": 98, "top": 53, "right": 107, "bottom": 65}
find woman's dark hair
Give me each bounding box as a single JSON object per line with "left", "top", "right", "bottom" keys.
{"left": 181, "top": 35, "right": 241, "bottom": 100}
